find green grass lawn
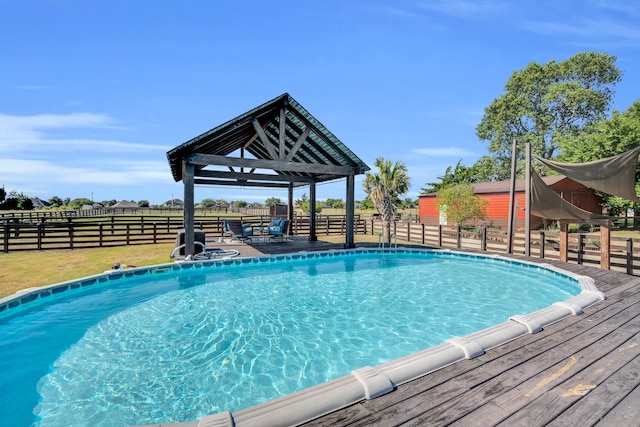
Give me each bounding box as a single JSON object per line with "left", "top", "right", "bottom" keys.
{"left": 0, "top": 243, "right": 175, "bottom": 298}
{"left": 0, "top": 234, "right": 402, "bottom": 299}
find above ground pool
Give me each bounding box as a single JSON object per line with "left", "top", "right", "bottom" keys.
{"left": 0, "top": 248, "right": 604, "bottom": 427}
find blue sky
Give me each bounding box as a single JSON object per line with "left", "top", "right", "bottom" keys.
{"left": 1, "top": 0, "right": 639, "bottom": 206}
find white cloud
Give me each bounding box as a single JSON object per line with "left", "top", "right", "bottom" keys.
{"left": 0, "top": 158, "right": 174, "bottom": 191}
{"left": 0, "top": 112, "right": 111, "bottom": 129}
{"left": 0, "top": 112, "right": 169, "bottom": 153}
{"left": 412, "top": 147, "right": 476, "bottom": 157}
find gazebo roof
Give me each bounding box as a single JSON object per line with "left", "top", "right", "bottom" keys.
{"left": 166, "top": 93, "right": 369, "bottom": 188}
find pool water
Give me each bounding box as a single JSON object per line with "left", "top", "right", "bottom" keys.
{"left": 0, "top": 250, "right": 581, "bottom": 427}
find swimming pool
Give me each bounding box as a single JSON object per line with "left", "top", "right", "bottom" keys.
{"left": 0, "top": 248, "right": 604, "bottom": 427}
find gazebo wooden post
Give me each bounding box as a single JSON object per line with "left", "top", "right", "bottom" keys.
{"left": 345, "top": 175, "right": 355, "bottom": 248}
{"left": 309, "top": 181, "right": 317, "bottom": 242}
{"left": 559, "top": 220, "right": 569, "bottom": 263}
{"left": 287, "top": 183, "right": 294, "bottom": 234}
{"left": 183, "top": 161, "right": 195, "bottom": 256}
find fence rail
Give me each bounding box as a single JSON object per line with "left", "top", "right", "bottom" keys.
{"left": 369, "top": 220, "right": 640, "bottom": 276}
{"left": 3, "top": 214, "right": 640, "bottom": 276}
{"left": 0, "top": 214, "right": 368, "bottom": 253}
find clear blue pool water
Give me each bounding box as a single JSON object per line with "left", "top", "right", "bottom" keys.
{"left": 0, "top": 250, "right": 581, "bottom": 427}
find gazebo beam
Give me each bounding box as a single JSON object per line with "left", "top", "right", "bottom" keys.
{"left": 189, "top": 153, "right": 358, "bottom": 176}
{"left": 193, "top": 178, "right": 303, "bottom": 188}
{"left": 196, "top": 169, "right": 315, "bottom": 183}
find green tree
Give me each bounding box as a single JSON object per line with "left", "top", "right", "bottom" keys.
{"left": 421, "top": 160, "right": 479, "bottom": 194}
{"left": 436, "top": 184, "right": 487, "bottom": 227}
{"left": 363, "top": 157, "right": 411, "bottom": 243}
{"left": 0, "top": 187, "right": 5, "bottom": 203}
{"left": 48, "top": 196, "right": 63, "bottom": 208}
{"left": 301, "top": 200, "right": 323, "bottom": 214}
{"left": 0, "top": 191, "right": 33, "bottom": 210}
{"left": 294, "top": 193, "right": 308, "bottom": 208}
{"left": 401, "top": 198, "right": 417, "bottom": 209}
{"left": 475, "top": 51, "right": 622, "bottom": 180}
{"left": 558, "top": 100, "right": 640, "bottom": 220}
{"left": 324, "top": 198, "right": 345, "bottom": 209}
{"left": 359, "top": 195, "right": 374, "bottom": 210}
{"left": 138, "top": 200, "right": 150, "bottom": 208}
{"left": 69, "top": 198, "right": 93, "bottom": 209}
{"left": 264, "top": 197, "right": 282, "bottom": 207}
{"left": 232, "top": 200, "right": 247, "bottom": 208}
{"left": 200, "top": 198, "right": 217, "bottom": 208}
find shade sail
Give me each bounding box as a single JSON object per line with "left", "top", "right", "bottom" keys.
{"left": 535, "top": 147, "right": 640, "bottom": 203}
{"left": 531, "top": 170, "right": 610, "bottom": 221}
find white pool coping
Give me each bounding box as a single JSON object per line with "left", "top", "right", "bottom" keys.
{"left": 0, "top": 248, "right": 605, "bottom": 427}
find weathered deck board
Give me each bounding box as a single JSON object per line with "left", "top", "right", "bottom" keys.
{"left": 272, "top": 244, "right": 640, "bottom": 427}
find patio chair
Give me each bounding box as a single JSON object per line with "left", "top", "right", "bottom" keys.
{"left": 267, "top": 219, "right": 290, "bottom": 241}
{"left": 223, "top": 219, "right": 253, "bottom": 242}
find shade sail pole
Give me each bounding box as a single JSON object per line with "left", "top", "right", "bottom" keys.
{"left": 525, "top": 142, "right": 531, "bottom": 256}
{"left": 506, "top": 139, "right": 518, "bottom": 254}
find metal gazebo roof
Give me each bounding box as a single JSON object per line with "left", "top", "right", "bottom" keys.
{"left": 167, "top": 93, "right": 369, "bottom": 187}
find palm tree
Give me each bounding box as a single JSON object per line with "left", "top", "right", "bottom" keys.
{"left": 363, "top": 157, "right": 411, "bottom": 244}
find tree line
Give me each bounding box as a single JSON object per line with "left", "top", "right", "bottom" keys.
{"left": 420, "top": 51, "right": 640, "bottom": 222}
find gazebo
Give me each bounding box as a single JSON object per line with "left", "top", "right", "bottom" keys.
{"left": 167, "top": 93, "right": 370, "bottom": 256}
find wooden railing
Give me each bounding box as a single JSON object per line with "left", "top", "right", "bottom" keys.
{"left": 0, "top": 214, "right": 368, "bottom": 253}
{"left": 3, "top": 213, "right": 639, "bottom": 276}
{"left": 369, "top": 220, "right": 640, "bottom": 276}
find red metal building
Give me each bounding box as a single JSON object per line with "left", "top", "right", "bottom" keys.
{"left": 418, "top": 176, "right": 603, "bottom": 229}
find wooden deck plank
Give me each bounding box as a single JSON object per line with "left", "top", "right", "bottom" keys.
{"left": 594, "top": 365, "right": 640, "bottom": 426}
{"left": 448, "top": 322, "right": 639, "bottom": 426}
{"left": 404, "top": 312, "right": 639, "bottom": 426}
{"left": 546, "top": 350, "right": 640, "bottom": 426}
{"left": 497, "top": 334, "right": 640, "bottom": 426}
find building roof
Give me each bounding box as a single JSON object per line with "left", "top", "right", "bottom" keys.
{"left": 472, "top": 175, "right": 566, "bottom": 194}
{"left": 111, "top": 200, "right": 138, "bottom": 208}
{"left": 166, "top": 93, "right": 370, "bottom": 187}
{"left": 419, "top": 175, "right": 569, "bottom": 197}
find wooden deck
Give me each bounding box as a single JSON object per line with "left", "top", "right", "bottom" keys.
{"left": 226, "top": 238, "right": 640, "bottom": 427}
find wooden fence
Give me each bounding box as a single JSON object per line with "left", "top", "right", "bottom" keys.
{"left": 0, "top": 214, "right": 368, "bottom": 253}
{"left": 2, "top": 213, "right": 640, "bottom": 276}
{"left": 368, "top": 220, "right": 640, "bottom": 276}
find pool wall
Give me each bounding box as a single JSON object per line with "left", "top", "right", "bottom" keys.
{"left": 0, "top": 248, "right": 606, "bottom": 427}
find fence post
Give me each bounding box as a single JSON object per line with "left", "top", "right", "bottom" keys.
{"left": 457, "top": 226, "right": 461, "bottom": 249}
{"left": 111, "top": 216, "right": 115, "bottom": 235}
{"left": 407, "top": 222, "right": 411, "bottom": 242}
{"left": 626, "top": 238, "right": 633, "bottom": 275}
{"left": 438, "top": 225, "right": 443, "bottom": 247}
{"left": 37, "top": 222, "right": 43, "bottom": 250}
{"left": 421, "top": 223, "right": 425, "bottom": 245}
{"left": 539, "top": 231, "right": 545, "bottom": 259}
{"left": 99, "top": 223, "right": 104, "bottom": 247}
{"left": 153, "top": 222, "right": 157, "bottom": 244}
{"left": 577, "top": 234, "right": 584, "bottom": 265}
{"left": 141, "top": 216, "right": 145, "bottom": 234}
{"left": 3, "top": 223, "right": 8, "bottom": 253}
{"left": 126, "top": 224, "right": 131, "bottom": 245}
{"left": 69, "top": 222, "right": 74, "bottom": 250}
{"left": 481, "top": 226, "right": 487, "bottom": 252}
